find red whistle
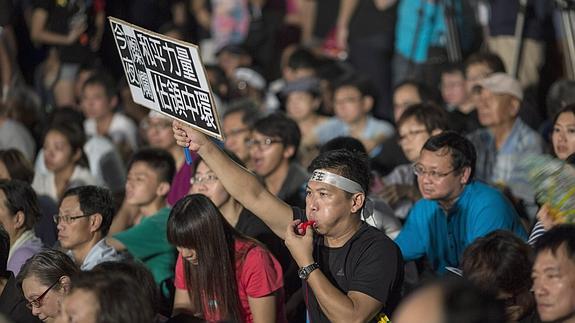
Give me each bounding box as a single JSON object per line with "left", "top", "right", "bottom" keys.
{"left": 298, "top": 221, "right": 316, "bottom": 235}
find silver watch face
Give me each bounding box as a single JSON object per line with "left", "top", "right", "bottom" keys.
{"left": 298, "top": 263, "right": 317, "bottom": 280}
{"left": 298, "top": 268, "right": 307, "bottom": 280}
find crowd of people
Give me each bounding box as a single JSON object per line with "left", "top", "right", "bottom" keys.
{"left": 0, "top": 0, "right": 575, "bottom": 322}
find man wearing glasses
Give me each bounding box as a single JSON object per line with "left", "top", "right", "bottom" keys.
{"left": 394, "top": 131, "right": 527, "bottom": 274}
{"left": 55, "top": 185, "right": 122, "bottom": 270}
{"left": 247, "top": 113, "right": 309, "bottom": 209}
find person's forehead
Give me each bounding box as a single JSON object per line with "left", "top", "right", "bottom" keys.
{"left": 399, "top": 116, "right": 426, "bottom": 131}
{"left": 335, "top": 86, "right": 361, "bottom": 97}
{"left": 60, "top": 195, "right": 81, "bottom": 210}
{"left": 536, "top": 247, "right": 575, "bottom": 268}
{"left": 195, "top": 161, "right": 214, "bottom": 173}
{"left": 129, "top": 161, "right": 157, "bottom": 175}
{"left": 223, "top": 111, "right": 245, "bottom": 124}
{"left": 418, "top": 149, "right": 454, "bottom": 168}
{"left": 252, "top": 130, "right": 278, "bottom": 139}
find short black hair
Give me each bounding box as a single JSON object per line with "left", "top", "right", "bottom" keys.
{"left": 61, "top": 186, "right": 115, "bottom": 236}
{"left": 309, "top": 149, "right": 370, "bottom": 194}
{"left": 393, "top": 79, "right": 442, "bottom": 105}
{"left": 82, "top": 72, "right": 117, "bottom": 99}
{"left": 333, "top": 73, "right": 375, "bottom": 99}
{"left": 92, "top": 260, "right": 161, "bottom": 315}
{"left": 396, "top": 102, "right": 450, "bottom": 133}
{"left": 287, "top": 47, "right": 318, "bottom": 71}
{"left": 441, "top": 63, "right": 465, "bottom": 76}
{"left": 253, "top": 112, "right": 301, "bottom": 156}
{"left": 72, "top": 269, "right": 155, "bottom": 323}
{"left": 422, "top": 131, "right": 476, "bottom": 182}
{"left": 320, "top": 136, "right": 367, "bottom": 155}
{"left": 534, "top": 224, "right": 575, "bottom": 263}
{"left": 464, "top": 52, "right": 506, "bottom": 76}
{"left": 223, "top": 99, "right": 263, "bottom": 129}
{"left": 127, "top": 147, "right": 176, "bottom": 185}
{"left": 0, "top": 179, "right": 41, "bottom": 231}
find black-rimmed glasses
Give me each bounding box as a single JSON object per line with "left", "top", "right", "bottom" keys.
{"left": 412, "top": 163, "right": 457, "bottom": 180}
{"left": 245, "top": 138, "right": 283, "bottom": 150}
{"left": 25, "top": 279, "right": 60, "bottom": 309}
{"left": 52, "top": 213, "right": 94, "bottom": 224}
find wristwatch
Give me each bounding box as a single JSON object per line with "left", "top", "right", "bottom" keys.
{"left": 298, "top": 262, "right": 320, "bottom": 280}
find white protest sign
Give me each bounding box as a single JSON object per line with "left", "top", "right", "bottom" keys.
{"left": 108, "top": 17, "right": 223, "bottom": 140}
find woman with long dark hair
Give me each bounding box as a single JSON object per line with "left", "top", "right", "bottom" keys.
{"left": 167, "top": 194, "right": 286, "bottom": 323}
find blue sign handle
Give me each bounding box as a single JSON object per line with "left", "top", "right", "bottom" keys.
{"left": 184, "top": 148, "right": 193, "bottom": 165}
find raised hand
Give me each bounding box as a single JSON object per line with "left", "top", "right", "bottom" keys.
{"left": 172, "top": 120, "right": 209, "bottom": 151}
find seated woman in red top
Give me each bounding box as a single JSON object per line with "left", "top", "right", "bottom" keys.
{"left": 167, "top": 194, "right": 286, "bottom": 323}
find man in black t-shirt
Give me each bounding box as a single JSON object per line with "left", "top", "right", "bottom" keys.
{"left": 173, "top": 120, "right": 404, "bottom": 323}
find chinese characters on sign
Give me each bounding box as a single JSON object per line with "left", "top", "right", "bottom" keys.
{"left": 109, "top": 17, "right": 222, "bottom": 140}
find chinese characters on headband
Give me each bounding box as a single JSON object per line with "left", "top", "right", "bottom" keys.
{"left": 109, "top": 17, "right": 222, "bottom": 140}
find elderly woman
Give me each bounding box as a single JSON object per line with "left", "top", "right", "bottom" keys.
{"left": 0, "top": 180, "right": 43, "bottom": 275}
{"left": 18, "top": 249, "right": 79, "bottom": 322}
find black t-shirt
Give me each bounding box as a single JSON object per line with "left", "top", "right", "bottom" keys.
{"left": 313, "top": 0, "right": 340, "bottom": 39}
{"left": 348, "top": 0, "right": 397, "bottom": 40}
{"left": 293, "top": 207, "right": 404, "bottom": 323}
{"left": 32, "top": 0, "right": 93, "bottom": 64}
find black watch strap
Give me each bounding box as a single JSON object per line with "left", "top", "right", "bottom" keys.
{"left": 298, "top": 262, "right": 319, "bottom": 280}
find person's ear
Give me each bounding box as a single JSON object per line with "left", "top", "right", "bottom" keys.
{"left": 459, "top": 166, "right": 472, "bottom": 184}
{"left": 362, "top": 95, "right": 374, "bottom": 113}
{"left": 72, "top": 149, "right": 82, "bottom": 164}
{"left": 157, "top": 182, "right": 171, "bottom": 197}
{"left": 350, "top": 193, "right": 365, "bottom": 214}
{"left": 59, "top": 276, "right": 72, "bottom": 294}
{"left": 110, "top": 95, "right": 119, "bottom": 108}
{"left": 283, "top": 145, "right": 296, "bottom": 160}
{"left": 312, "top": 97, "right": 321, "bottom": 111}
{"left": 509, "top": 97, "right": 520, "bottom": 118}
{"left": 13, "top": 210, "right": 26, "bottom": 230}
{"left": 89, "top": 213, "right": 103, "bottom": 233}
{"left": 430, "top": 128, "right": 442, "bottom": 136}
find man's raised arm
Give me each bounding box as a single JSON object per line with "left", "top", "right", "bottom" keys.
{"left": 173, "top": 120, "right": 293, "bottom": 239}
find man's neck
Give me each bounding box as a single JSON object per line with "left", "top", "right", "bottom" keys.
{"left": 324, "top": 217, "right": 362, "bottom": 248}
{"left": 72, "top": 234, "right": 102, "bottom": 266}
{"left": 265, "top": 161, "right": 290, "bottom": 195}
{"left": 438, "top": 184, "right": 466, "bottom": 212}
{"left": 489, "top": 120, "right": 516, "bottom": 150}
{"left": 348, "top": 116, "right": 368, "bottom": 137}
{"left": 138, "top": 199, "right": 166, "bottom": 218}
{"left": 219, "top": 199, "right": 243, "bottom": 228}
{"left": 95, "top": 113, "right": 114, "bottom": 135}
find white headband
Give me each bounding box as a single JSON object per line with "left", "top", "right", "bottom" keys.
{"left": 309, "top": 169, "right": 364, "bottom": 194}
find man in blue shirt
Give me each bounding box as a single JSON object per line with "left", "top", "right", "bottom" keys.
{"left": 395, "top": 132, "right": 527, "bottom": 274}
